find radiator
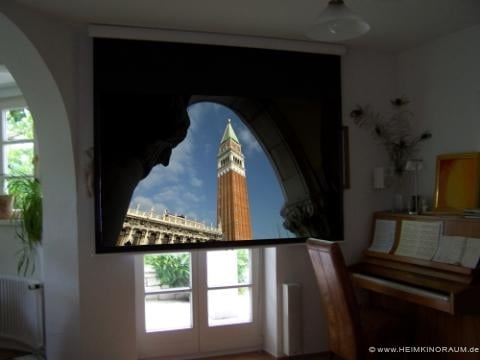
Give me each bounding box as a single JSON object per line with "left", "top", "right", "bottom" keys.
{"left": 0, "top": 276, "right": 44, "bottom": 352}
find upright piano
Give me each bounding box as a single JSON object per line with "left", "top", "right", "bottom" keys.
{"left": 350, "top": 212, "right": 480, "bottom": 315}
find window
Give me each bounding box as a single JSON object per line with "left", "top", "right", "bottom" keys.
{"left": 143, "top": 252, "right": 193, "bottom": 332}
{"left": 0, "top": 104, "right": 35, "bottom": 192}
{"left": 207, "top": 249, "right": 252, "bottom": 326}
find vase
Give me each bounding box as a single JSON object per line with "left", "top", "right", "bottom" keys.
{"left": 392, "top": 175, "right": 406, "bottom": 212}
{"left": 393, "top": 193, "right": 405, "bottom": 212}
{"left": 0, "top": 194, "right": 13, "bottom": 219}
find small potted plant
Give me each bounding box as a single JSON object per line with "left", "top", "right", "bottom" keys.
{"left": 350, "top": 98, "right": 432, "bottom": 211}
{"left": 350, "top": 97, "right": 432, "bottom": 177}
{"left": 0, "top": 174, "right": 13, "bottom": 219}
{"left": 7, "top": 175, "right": 42, "bottom": 276}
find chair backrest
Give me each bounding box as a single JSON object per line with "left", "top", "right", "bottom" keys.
{"left": 307, "top": 239, "right": 364, "bottom": 360}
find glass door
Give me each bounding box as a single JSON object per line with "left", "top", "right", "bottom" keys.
{"left": 135, "top": 251, "right": 199, "bottom": 359}
{"left": 198, "top": 248, "right": 262, "bottom": 353}
{"left": 135, "top": 248, "right": 262, "bottom": 358}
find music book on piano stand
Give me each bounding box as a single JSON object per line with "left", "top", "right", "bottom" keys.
{"left": 368, "top": 219, "right": 396, "bottom": 253}
{"left": 461, "top": 237, "right": 480, "bottom": 268}
{"left": 433, "top": 235, "right": 466, "bottom": 265}
{"left": 394, "top": 220, "right": 442, "bottom": 260}
{"left": 432, "top": 235, "right": 480, "bottom": 268}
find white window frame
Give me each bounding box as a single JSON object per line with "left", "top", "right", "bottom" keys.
{"left": 0, "top": 97, "right": 35, "bottom": 192}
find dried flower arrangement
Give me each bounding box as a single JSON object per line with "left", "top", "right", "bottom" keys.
{"left": 350, "top": 97, "right": 432, "bottom": 177}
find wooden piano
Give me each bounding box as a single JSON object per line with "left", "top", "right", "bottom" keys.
{"left": 349, "top": 212, "right": 480, "bottom": 356}
{"left": 350, "top": 212, "right": 480, "bottom": 315}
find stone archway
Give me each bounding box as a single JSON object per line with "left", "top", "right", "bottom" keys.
{"left": 0, "top": 12, "right": 79, "bottom": 359}
{"left": 190, "top": 95, "right": 330, "bottom": 238}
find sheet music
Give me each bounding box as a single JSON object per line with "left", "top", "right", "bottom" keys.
{"left": 368, "top": 219, "right": 396, "bottom": 253}
{"left": 433, "top": 235, "right": 466, "bottom": 265}
{"left": 461, "top": 237, "right": 480, "bottom": 268}
{"left": 395, "top": 220, "right": 442, "bottom": 260}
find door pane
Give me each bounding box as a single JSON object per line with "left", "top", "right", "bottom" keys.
{"left": 207, "top": 249, "right": 251, "bottom": 287}
{"left": 145, "top": 253, "right": 191, "bottom": 290}
{"left": 145, "top": 293, "right": 192, "bottom": 332}
{"left": 144, "top": 252, "right": 192, "bottom": 332}
{"left": 208, "top": 287, "right": 252, "bottom": 327}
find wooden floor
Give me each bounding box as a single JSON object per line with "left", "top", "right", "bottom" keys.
{"left": 0, "top": 349, "right": 328, "bottom": 360}
{"left": 0, "top": 348, "right": 29, "bottom": 360}
{"left": 203, "top": 352, "right": 275, "bottom": 360}
{"left": 203, "top": 351, "right": 329, "bottom": 360}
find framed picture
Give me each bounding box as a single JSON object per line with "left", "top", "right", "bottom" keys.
{"left": 434, "top": 152, "right": 480, "bottom": 212}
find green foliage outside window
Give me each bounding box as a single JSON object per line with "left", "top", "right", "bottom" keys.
{"left": 237, "top": 249, "right": 249, "bottom": 283}
{"left": 6, "top": 108, "right": 34, "bottom": 140}
{"left": 6, "top": 145, "right": 34, "bottom": 176}
{"left": 145, "top": 253, "right": 190, "bottom": 288}
{"left": 4, "top": 109, "right": 35, "bottom": 178}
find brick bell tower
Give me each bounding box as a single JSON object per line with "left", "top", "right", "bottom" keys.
{"left": 217, "top": 119, "right": 253, "bottom": 240}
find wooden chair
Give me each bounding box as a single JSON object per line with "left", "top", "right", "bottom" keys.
{"left": 306, "top": 238, "right": 407, "bottom": 360}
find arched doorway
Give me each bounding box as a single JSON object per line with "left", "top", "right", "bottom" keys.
{"left": 0, "top": 12, "right": 79, "bottom": 359}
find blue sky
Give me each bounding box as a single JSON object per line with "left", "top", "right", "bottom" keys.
{"left": 129, "top": 102, "right": 293, "bottom": 239}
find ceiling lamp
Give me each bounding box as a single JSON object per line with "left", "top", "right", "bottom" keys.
{"left": 306, "top": 0, "right": 370, "bottom": 42}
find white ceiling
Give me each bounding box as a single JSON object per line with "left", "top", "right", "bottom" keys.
{"left": 0, "top": 65, "right": 15, "bottom": 88}
{"left": 13, "top": 0, "right": 480, "bottom": 53}
{"left": 0, "top": 65, "right": 21, "bottom": 98}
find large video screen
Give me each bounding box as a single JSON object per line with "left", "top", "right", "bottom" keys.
{"left": 94, "top": 38, "right": 343, "bottom": 253}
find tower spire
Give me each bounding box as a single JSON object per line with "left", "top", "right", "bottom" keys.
{"left": 221, "top": 119, "right": 239, "bottom": 144}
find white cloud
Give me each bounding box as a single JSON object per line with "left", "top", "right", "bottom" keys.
{"left": 187, "top": 104, "right": 205, "bottom": 131}
{"left": 184, "top": 191, "right": 201, "bottom": 203}
{"left": 188, "top": 102, "right": 224, "bottom": 132}
{"left": 134, "top": 127, "right": 196, "bottom": 191}
{"left": 129, "top": 195, "right": 167, "bottom": 213}
{"left": 191, "top": 176, "right": 203, "bottom": 187}
{"left": 238, "top": 128, "right": 261, "bottom": 155}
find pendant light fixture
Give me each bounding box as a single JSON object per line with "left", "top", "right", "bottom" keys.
{"left": 306, "top": 0, "right": 370, "bottom": 42}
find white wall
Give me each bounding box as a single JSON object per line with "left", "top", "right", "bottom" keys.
{"left": 398, "top": 25, "right": 480, "bottom": 206}
{"left": 75, "top": 21, "right": 138, "bottom": 360}
{"left": 341, "top": 48, "right": 398, "bottom": 263}
{"left": 0, "top": 224, "right": 19, "bottom": 276}
{"left": 0, "top": 222, "right": 43, "bottom": 280}
{"left": 276, "top": 244, "right": 327, "bottom": 355}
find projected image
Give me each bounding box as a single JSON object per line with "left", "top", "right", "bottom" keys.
{"left": 93, "top": 38, "right": 343, "bottom": 252}
{"left": 117, "top": 102, "right": 293, "bottom": 246}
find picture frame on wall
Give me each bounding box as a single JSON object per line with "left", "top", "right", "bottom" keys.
{"left": 434, "top": 152, "right": 480, "bottom": 212}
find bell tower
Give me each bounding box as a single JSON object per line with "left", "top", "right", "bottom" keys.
{"left": 217, "top": 119, "right": 253, "bottom": 240}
